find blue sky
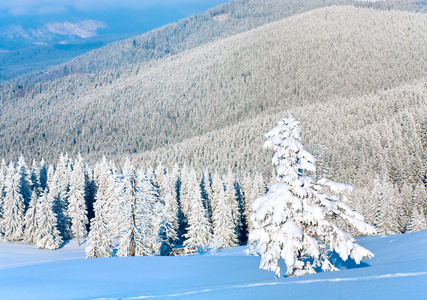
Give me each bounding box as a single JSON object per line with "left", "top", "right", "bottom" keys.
{"left": 0, "top": 0, "right": 229, "bottom": 16}
{"left": 0, "top": 0, "right": 230, "bottom": 40}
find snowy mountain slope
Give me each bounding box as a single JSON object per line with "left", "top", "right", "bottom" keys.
{"left": 0, "top": 6, "right": 425, "bottom": 166}
{"left": 0, "top": 230, "right": 426, "bottom": 299}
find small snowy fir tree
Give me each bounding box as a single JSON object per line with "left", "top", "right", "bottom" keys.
{"left": 0, "top": 159, "right": 7, "bottom": 238}
{"left": 85, "top": 189, "right": 114, "bottom": 258}
{"left": 183, "top": 170, "right": 212, "bottom": 248}
{"left": 55, "top": 153, "right": 72, "bottom": 239}
{"left": 179, "top": 164, "right": 191, "bottom": 218}
{"left": 67, "top": 154, "right": 88, "bottom": 246}
{"left": 38, "top": 158, "right": 48, "bottom": 191}
{"left": 249, "top": 115, "right": 376, "bottom": 277}
{"left": 116, "top": 159, "right": 159, "bottom": 256}
{"left": 17, "top": 155, "right": 32, "bottom": 209}
{"left": 23, "top": 190, "right": 38, "bottom": 243}
{"left": 94, "top": 157, "right": 119, "bottom": 237}
{"left": 35, "top": 190, "right": 63, "bottom": 250}
{"left": 2, "top": 162, "right": 26, "bottom": 241}
{"left": 158, "top": 169, "right": 179, "bottom": 255}
{"left": 212, "top": 178, "right": 237, "bottom": 248}
{"left": 224, "top": 167, "right": 241, "bottom": 234}
{"left": 201, "top": 169, "right": 213, "bottom": 222}
{"left": 407, "top": 183, "right": 427, "bottom": 232}
{"left": 30, "top": 159, "right": 40, "bottom": 193}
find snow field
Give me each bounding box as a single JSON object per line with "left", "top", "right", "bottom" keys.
{"left": 1, "top": 230, "right": 426, "bottom": 299}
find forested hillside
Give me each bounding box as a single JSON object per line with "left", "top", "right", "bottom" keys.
{"left": 1, "top": 6, "right": 426, "bottom": 163}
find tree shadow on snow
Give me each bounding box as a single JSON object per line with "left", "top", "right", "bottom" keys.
{"left": 327, "top": 252, "right": 371, "bottom": 270}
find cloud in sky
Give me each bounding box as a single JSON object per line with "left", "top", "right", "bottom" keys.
{"left": 0, "top": 0, "right": 223, "bottom": 16}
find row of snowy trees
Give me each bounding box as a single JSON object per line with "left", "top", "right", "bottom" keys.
{"left": 0, "top": 154, "right": 267, "bottom": 256}
{"left": 0, "top": 154, "right": 89, "bottom": 249}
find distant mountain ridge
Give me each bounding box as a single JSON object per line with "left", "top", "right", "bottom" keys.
{"left": 0, "top": 1, "right": 229, "bottom": 82}
{"left": 10, "top": 0, "right": 426, "bottom": 85}
{"left": 0, "top": 20, "right": 107, "bottom": 45}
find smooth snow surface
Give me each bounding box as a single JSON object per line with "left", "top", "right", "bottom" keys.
{"left": 1, "top": 231, "right": 427, "bottom": 299}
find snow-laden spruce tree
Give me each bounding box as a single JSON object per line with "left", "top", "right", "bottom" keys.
{"left": 183, "top": 169, "right": 212, "bottom": 248}
{"left": 23, "top": 190, "right": 38, "bottom": 244}
{"left": 67, "top": 154, "right": 88, "bottom": 246}
{"left": 35, "top": 190, "right": 63, "bottom": 250}
{"left": 94, "top": 157, "right": 119, "bottom": 237}
{"left": 85, "top": 189, "right": 114, "bottom": 258}
{"left": 0, "top": 159, "right": 7, "bottom": 238}
{"left": 249, "top": 115, "right": 376, "bottom": 277}
{"left": 212, "top": 177, "right": 237, "bottom": 248}
{"left": 55, "top": 153, "right": 72, "bottom": 240}
{"left": 2, "top": 162, "right": 26, "bottom": 241}
{"left": 407, "top": 183, "right": 427, "bottom": 232}
{"left": 157, "top": 169, "right": 179, "bottom": 255}
{"left": 116, "top": 159, "right": 160, "bottom": 256}
{"left": 224, "top": 168, "right": 241, "bottom": 238}
{"left": 17, "top": 155, "right": 32, "bottom": 209}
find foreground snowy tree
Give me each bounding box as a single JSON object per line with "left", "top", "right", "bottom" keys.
{"left": 249, "top": 115, "right": 376, "bottom": 277}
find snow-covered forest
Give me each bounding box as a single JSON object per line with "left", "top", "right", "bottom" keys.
{"left": 0, "top": 153, "right": 269, "bottom": 256}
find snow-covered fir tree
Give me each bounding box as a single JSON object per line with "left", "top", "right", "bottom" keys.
{"left": 157, "top": 168, "right": 179, "bottom": 255}
{"left": 67, "top": 154, "right": 88, "bottom": 246}
{"left": 0, "top": 159, "right": 6, "bottom": 238}
{"left": 116, "top": 159, "right": 159, "bottom": 256}
{"left": 212, "top": 178, "right": 237, "bottom": 248}
{"left": 38, "top": 158, "right": 47, "bottom": 191}
{"left": 30, "top": 159, "right": 41, "bottom": 195}
{"left": 224, "top": 167, "right": 241, "bottom": 237}
{"left": 201, "top": 169, "right": 213, "bottom": 223}
{"left": 2, "top": 162, "right": 25, "bottom": 241}
{"left": 179, "top": 164, "right": 191, "bottom": 219}
{"left": 242, "top": 173, "right": 266, "bottom": 238}
{"left": 17, "top": 155, "right": 32, "bottom": 209}
{"left": 184, "top": 169, "right": 212, "bottom": 248}
{"left": 94, "top": 157, "right": 119, "bottom": 237}
{"left": 375, "top": 176, "right": 399, "bottom": 235}
{"left": 85, "top": 189, "right": 114, "bottom": 258}
{"left": 249, "top": 115, "right": 376, "bottom": 277}
{"left": 397, "top": 183, "right": 413, "bottom": 233}
{"left": 23, "top": 190, "right": 38, "bottom": 243}
{"left": 407, "top": 183, "right": 427, "bottom": 232}
{"left": 35, "top": 190, "right": 63, "bottom": 250}
{"left": 210, "top": 171, "right": 223, "bottom": 215}
{"left": 54, "top": 155, "right": 72, "bottom": 240}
